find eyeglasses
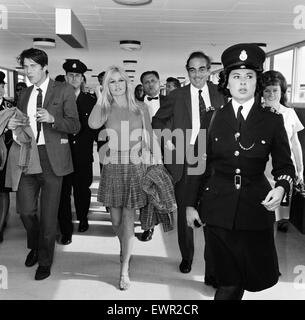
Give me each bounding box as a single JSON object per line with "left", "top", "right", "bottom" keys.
{"left": 187, "top": 67, "right": 209, "bottom": 75}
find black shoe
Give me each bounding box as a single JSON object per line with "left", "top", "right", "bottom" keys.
{"left": 204, "top": 275, "right": 218, "bottom": 288}
{"left": 61, "top": 235, "right": 72, "bottom": 245}
{"left": 179, "top": 259, "right": 192, "bottom": 273}
{"left": 140, "top": 228, "right": 154, "bottom": 242}
{"left": 35, "top": 266, "right": 51, "bottom": 280}
{"left": 78, "top": 219, "right": 89, "bottom": 232}
{"left": 278, "top": 219, "right": 289, "bottom": 232}
{"left": 25, "top": 249, "right": 38, "bottom": 267}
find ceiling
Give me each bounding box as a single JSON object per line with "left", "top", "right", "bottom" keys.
{"left": 0, "top": 0, "right": 304, "bottom": 86}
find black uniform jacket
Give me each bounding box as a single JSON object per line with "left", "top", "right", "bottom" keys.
{"left": 185, "top": 99, "right": 295, "bottom": 231}
{"left": 152, "top": 81, "right": 225, "bottom": 184}
{"left": 68, "top": 91, "right": 99, "bottom": 169}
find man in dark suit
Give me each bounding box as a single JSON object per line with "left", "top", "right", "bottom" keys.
{"left": 57, "top": 59, "right": 99, "bottom": 244}
{"left": 139, "top": 70, "right": 167, "bottom": 241}
{"left": 152, "top": 51, "right": 225, "bottom": 274}
{"left": 7, "top": 48, "right": 80, "bottom": 280}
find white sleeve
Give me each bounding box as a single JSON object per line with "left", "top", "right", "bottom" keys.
{"left": 291, "top": 109, "right": 304, "bottom": 134}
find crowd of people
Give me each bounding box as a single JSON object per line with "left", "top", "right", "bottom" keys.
{"left": 0, "top": 42, "right": 303, "bottom": 299}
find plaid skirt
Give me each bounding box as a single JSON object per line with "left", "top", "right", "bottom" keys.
{"left": 98, "top": 148, "right": 147, "bottom": 209}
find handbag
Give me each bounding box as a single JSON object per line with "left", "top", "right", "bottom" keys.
{"left": 290, "top": 182, "right": 305, "bottom": 234}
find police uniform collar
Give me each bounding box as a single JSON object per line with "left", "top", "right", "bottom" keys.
{"left": 231, "top": 97, "right": 255, "bottom": 120}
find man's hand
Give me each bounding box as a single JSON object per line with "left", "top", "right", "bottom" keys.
{"left": 261, "top": 186, "right": 285, "bottom": 211}
{"left": 165, "top": 140, "right": 175, "bottom": 151}
{"left": 186, "top": 206, "right": 203, "bottom": 229}
{"left": 36, "top": 108, "right": 55, "bottom": 123}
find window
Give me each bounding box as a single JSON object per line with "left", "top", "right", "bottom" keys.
{"left": 273, "top": 50, "right": 293, "bottom": 102}
{"left": 294, "top": 46, "right": 305, "bottom": 103}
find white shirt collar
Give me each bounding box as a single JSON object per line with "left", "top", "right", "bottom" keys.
{"left": 231, "top": 97, "right": 255, "bottom": 120}
{"left": 190, "top": 82, "right": 208, "bottom": 95}
{"left": 34, "top": 76, "right": 50, "bottom": 93}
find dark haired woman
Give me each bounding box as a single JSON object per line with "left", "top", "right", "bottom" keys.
{"left": 262, "top": 70, "right": 304, "bottom": 232}
{"left": 185, "top": 44, "right": 295, "bottom": 300}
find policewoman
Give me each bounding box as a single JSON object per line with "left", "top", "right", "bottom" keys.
{"left": 57, "top": 59, "right": 99, "bottom": 244}
{"left": 185, "top": 43, "right": 295, "bottom": 300}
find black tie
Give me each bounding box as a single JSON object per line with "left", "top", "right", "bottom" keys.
{"left": 36, "top": 88, "right": 43, "bottom": 143}
{"left": 147, "top": 96, "right": 159, "bottom": 101}
{"left": 236, "top": 105, "right": 244, "bottom": 130}
{"left": 198, "top": 90, "right": 206, "bottom": 127}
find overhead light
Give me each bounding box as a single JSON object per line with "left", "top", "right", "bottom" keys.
{"left": 33, "top": 38, "right": 56, "bottom": 48}
{"left": 56, "top": 8, "right": 87, "bottom": 48}
{"left": 125, "top": 70, "right": 136, "bottom": 73}
{"left": 123, "top": 60, "right": 137, "bottom": 69}
{"left": 120, "top": 40, "right": 141, "bottom": 51}
{"left": 113, "top": 0, "right": 152, "bottom": 5}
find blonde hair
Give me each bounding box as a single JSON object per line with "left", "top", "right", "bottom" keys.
{"left": 96, "top": 65, "right": 141, "bottom": 122}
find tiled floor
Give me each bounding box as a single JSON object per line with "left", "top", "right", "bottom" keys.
{"left": 1, "top": 179, "right": 305, "bottom": 300}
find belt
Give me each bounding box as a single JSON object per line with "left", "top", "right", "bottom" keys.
{"left": 214, "top": 171, "right": 265, "bottom": 190}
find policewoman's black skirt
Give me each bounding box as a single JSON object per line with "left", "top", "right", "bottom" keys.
{"left": 205, "top": 225, "right": 279, "bottom": 292}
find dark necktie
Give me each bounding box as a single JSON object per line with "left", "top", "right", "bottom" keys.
{"left": 236, "top": 105, "right": 244, "bottom": 130}
{"left": 36, "top": 88, "right": 43, "bottom": 143}
{"left": 198, "top": 90, "right": 206, "bottom": 127}
{"left": 147, "top": 96, "right": 159, "bottom": 101}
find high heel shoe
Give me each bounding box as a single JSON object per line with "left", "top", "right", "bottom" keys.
{"left": 119, "top": 274, "right": 130, "bottom": 291}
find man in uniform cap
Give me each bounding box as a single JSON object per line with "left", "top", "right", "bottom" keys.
{"left": 185, "top": 43, "right": 295, "bottom": 299}
{"left": 57, "top": 59, "right": 99, "bottom": 244}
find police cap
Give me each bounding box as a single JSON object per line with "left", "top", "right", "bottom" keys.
{"left": 0, "top": 71, "right": 6, "bottom": 84}
{"left": 63, "top": 59, "right": 87, "bottom": 74}
{"left": 221, "top": 43, "right": 265, "bottom": 72}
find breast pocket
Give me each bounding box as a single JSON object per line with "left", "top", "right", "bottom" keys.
{"left": 244, "top": 137, "right": 271, "bottom": 159}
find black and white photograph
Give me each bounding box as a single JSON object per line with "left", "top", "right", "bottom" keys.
{"left": 1, "top": 0, "right": 305, "bottom": 307}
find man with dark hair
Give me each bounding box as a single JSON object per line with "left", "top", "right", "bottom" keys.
{"left": 55, "top": 75, "right": 66, "bottom": 82}
{"left": 139, "top": 70, "right": 167, "bottom": 241}
{"left": 57, "top": 59, "right": 99, "bottom": 244}
{"left": 152, "top": 51, "right": 226, "bottom": 277}
{"left": 7, "top": 48, "right": 80, "bottom": 280}
{"left": 166, "top": 77, "right": 181, "bottom": 95}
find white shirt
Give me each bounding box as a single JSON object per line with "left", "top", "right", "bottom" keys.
{"left": 231, "top": 97, "right": 255, "bottom": 120}
{"left": 190, "top": 83, "right": 212, "bottom": 145}
{"left": 28, "top": 77, "right": 50, "bottom": 145}
{"left": 144, "top": 95, "right": 160, "bottom": 121}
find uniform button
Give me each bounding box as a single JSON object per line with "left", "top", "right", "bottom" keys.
{"left": 234, "top": 150, "right": 239, "bottom": 156}
{"left": 261, "top": 140, "right": 266, "bottom": 144}
{"left": 235, "top": 168, "right": 241, "bottom": 174}
{"left": 73, "top": 133, "right": 76, "bottom": 136}
{"left": 235, "top": 132, "right": 240, "bottom": 139}
{"left": 215, "top": 137, "right": 218, "bottom": 141}
{"left": 85, "top": 113, "right": 88, "bottom": 116}
{"left": 205, "top": 187, "right": 209, "bottom": 191}
{"left": 73, "top": 141, "right": 76, "bottom": 144}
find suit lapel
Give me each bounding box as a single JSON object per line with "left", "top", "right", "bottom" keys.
{"left": 183, "top": 84, "right": 192, "bottom": 123}
{"left": 20, "top": 86, "right": 34, "bottom": 114}
{"left": 43, "top": 79, "right": 55, "bottom": 109}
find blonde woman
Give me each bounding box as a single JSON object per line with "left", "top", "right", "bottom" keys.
{"left": 89, "top": 65, "right": 161, "bottom": 290}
